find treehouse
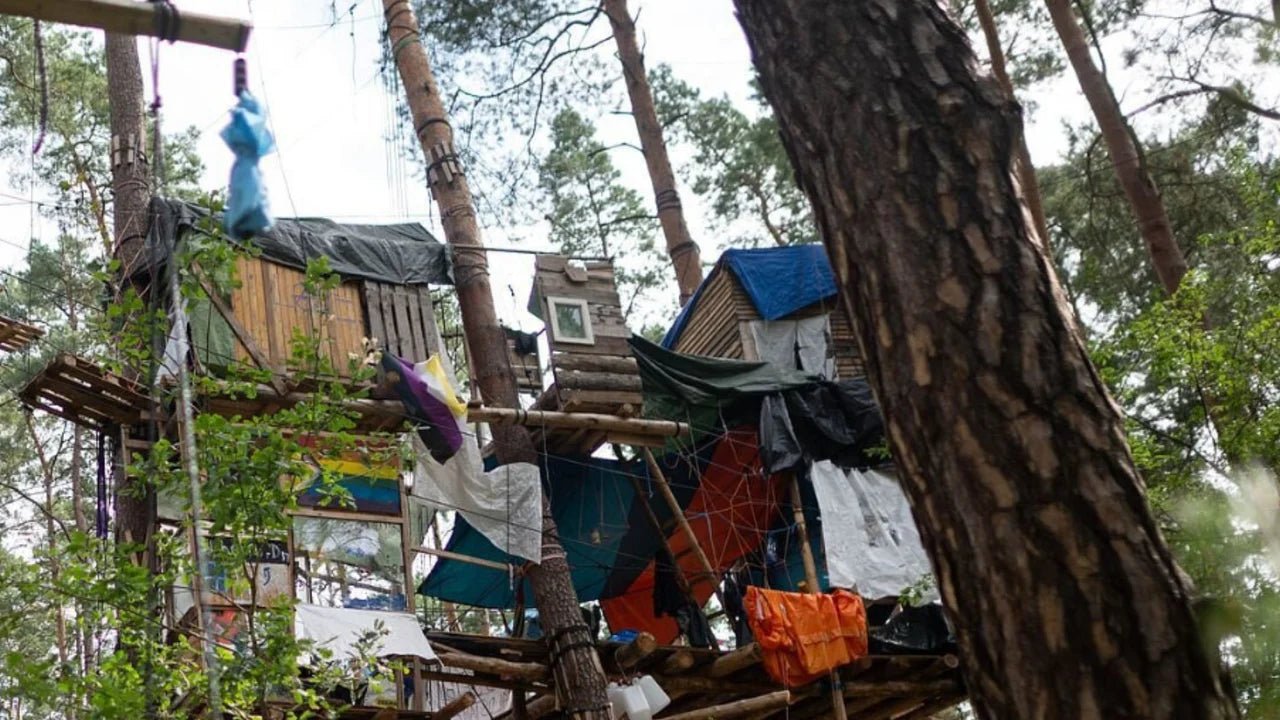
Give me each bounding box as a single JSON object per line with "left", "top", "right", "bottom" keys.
{"left": 522, "top": 254, "right": 646, "bottom": 454}
{"left": 663, "top": 244, "right": 862, "bottom": 379}
{"left": 15, "top": 203, "right": 964, "bottom": 718}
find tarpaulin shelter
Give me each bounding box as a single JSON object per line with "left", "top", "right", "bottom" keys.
{"left": 421, "top": 336, "right": 893, "bottom": 643}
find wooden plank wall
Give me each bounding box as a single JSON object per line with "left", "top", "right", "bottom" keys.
{"left": 671, "top": 266, "right": 864, "bottom": 380}
{"left": 672, "top": 268, "right": 757, "bottom": 360}
{"left": 363, "top": 282, "right": 440, "bottom": 363}
{"left": 532, "top": 256, "right": 644, "bottom": 451}
{"left": 231, "top": 256, "right": 365, "bottom": 376}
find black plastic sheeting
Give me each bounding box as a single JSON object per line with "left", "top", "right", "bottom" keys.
{"left": 758, "top": 378, "right": 885, "bottom": 474}
{"left": 869, "top": 603, "right": 957, "bottom": 654}
{"left": 143, "top": 197, "right": 452, "bottom": 286}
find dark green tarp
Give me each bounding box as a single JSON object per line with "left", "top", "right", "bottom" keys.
{"left": 628, "top": 334, "right": 816, "bottom": 435}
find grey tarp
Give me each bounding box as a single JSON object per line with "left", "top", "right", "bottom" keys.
{"left": 143, "top": 197, "right": 452, "bottom": 286}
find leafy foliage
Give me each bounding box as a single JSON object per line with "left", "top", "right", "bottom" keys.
{"left": 652, "top": 66, "right": 813, "bottom": 247}
{"left": 539, "top": 108, "right": 668, "bottom": 321}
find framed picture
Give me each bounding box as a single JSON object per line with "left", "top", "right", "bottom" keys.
{"left": 546, "top": 296, "right": 594, "bottom": 345}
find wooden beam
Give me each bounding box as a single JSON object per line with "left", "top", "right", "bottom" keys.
{"left": 213, "top": 382, "right": 688, "bottom": 438}
{"left": 0, "top": 0, "right": 251, "bottom": 52}
{"left": 658, "top": 690, "right": 791, "bottom": 720}
{"left": 411, "top": 545, "right": 510, "bottom": 572}
{"left": 613, "top": 631, "right": 658, "bottom": 671}
{"left": 419, "top": 669, "right": 542, "bottom": 693}
{"left": 662, "top": 649, "right": 696, "bottom": 674}
{"left": 437, "top": 651, "right": 549, "bottom": 682}
{"left": 709, "top": 642, "right": 761, "bottom": 678}
{"left": 433, "top": 691, "right": 476, "bottom": 720}
{"left": 842, "top": 679, "right": 963, "bottom": 699}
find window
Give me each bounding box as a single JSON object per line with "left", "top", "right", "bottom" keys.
{"left": 547, "top": 296, "right": 594, "bottom": 345}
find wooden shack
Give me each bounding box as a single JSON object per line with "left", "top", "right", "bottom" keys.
{"left": 525, "top": 255, "right": 644, "bottom": 453}
{"left": 204, "top": 255, "right": 441, "bottom": 379}
{"left": 666, "top": 245, "right": 863, "bottom": 379}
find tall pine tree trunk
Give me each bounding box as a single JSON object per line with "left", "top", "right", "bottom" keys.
{"left": 1043, "top": 0, "right": 1187, "bottom": 295}
{"left": 732, "top": 2, "right": 1239, "bottom": 718}
{"left": 382, "top": 3, "right": 610, "bottom": 717}
{"left": 602, "top": 0, "right": 703, "bottom": 305}
{"left": 105, "top": 33, "right": 152, "bottom": 558}
{"left": 972, "top": 0, "right": 1052, "bottom": 252}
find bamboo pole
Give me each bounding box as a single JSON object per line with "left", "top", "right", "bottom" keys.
{"left": 225, "top": 383, "right": 690, "bottom": 438}
{"left": 0, "top": 0, "right": 251, "bottom": 51}
{"left": 789, "top": 476, "right": 848, "bottom": 720}
{"left": 641, "top": 448, "right": 727, "bottom": 612}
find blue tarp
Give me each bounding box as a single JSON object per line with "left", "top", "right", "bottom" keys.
{"left": 662, "top": 244, "right": 838, "bottom": 348}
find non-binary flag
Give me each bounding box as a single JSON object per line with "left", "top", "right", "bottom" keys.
{"left": 381, "top": 352, "right": 466, "bottom": 463}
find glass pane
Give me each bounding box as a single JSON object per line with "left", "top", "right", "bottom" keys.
{"left": 554, "top": 301, "right": 587, "bottom": 340}
{"left": 293, "top": 516, "right": 407, "bottom": 610}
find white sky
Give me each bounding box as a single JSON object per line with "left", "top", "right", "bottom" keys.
{"left": 0, "top": 0, "right": 1099, "bottom": 335}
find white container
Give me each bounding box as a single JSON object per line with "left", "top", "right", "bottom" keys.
{"left": 636, "top": 675, "right": 670, "bottom": 714}
{"left": 607, "top": 682, "right": 652, "bottom": 720}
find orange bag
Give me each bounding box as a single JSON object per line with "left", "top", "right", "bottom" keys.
{"left": 744, "top": 586, "right": 868, "bottom": 686}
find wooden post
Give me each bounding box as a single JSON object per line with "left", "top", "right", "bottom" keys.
{"left": 398, "top": 479, "right": 424, "bottom": 711}
{"left": 789, "top": 476, "right": 848, "bottom": 720}
{"left": 626, "top": 473, "right": 717, "bottom": 646}
{"left": 0, "top": 0, "right": 251, "bottom": 51}
{"left": 641, "top": 448, "right": 726, "bottom": 611}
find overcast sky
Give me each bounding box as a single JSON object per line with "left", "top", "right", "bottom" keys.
{"left": 0, "top": 0, "right": 1094, "bottom": 334}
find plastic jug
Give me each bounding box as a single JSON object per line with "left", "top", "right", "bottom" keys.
{"left": 607, "top": 682, "right": 652, "bottom": 720}
{"left": 636, "top": 675, "right": 670, "bottom": 714}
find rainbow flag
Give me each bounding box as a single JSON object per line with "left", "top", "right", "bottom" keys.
{"left": 381, "top": 353, "right": 466, "bottom": 463}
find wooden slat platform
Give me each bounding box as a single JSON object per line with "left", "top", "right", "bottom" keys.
{"left": 425, "top": 632, "right": 965, "bottom": 720}
{"left": 20, "top": 353, "right": 149, "bottom": 429}
{"left": 0, "top": 314, "right": 43, "bottom": 353}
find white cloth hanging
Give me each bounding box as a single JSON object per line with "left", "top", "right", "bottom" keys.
{"left": 411, "top": 434, "right": 543, "bottom": 563}
{"left": 294, "top": 604, "right": 438, "bottom": 662}
{"left": 809, "top": 461, "right": 936, "bottom": 600}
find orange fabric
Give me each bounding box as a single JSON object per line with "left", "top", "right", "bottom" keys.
{"left": 744, "top": 587, "right": 868, "bottom": 686}
{"left": 601, "top": 430, "right": 788, "bottom": 643}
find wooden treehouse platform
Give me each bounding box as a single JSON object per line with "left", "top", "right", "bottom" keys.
{"left": 426, "top": 632, "right": 965, "bottom": 720}
{"left": 0, "top": 314, "right": 43, "bottom": 353}
{"left": 19, "top": 352, "right": 149, "bottom": 429}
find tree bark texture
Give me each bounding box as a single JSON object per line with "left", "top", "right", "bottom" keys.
{"left": 732, "top": 2, "right": 1239, "bottom": 718}
{"left": 104, "top": 33, "right": 152, "bottom": 558}
{"left": 972, "top": 0, "right": 1052, "bottom": 253}
{"left": 106, "top": 34, "right": 150, "bottom": 279}
{"left": 381, "top": 3, "right": 610, "bottom": 717}
{"left": 603, "top": 0, "right": 704, "bottom": 305}
{"left": 1043, "top": 0, "right": 1187, "bottom": 295}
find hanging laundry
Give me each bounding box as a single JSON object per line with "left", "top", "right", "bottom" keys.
{"left": 221, "top": 90, "right": 275, "bottom": 239}
{"left": 381, "top": 353, "right": 466, "bottom": 463}
{"left": 412, "top": 434, "right": 543, "bottom": 564}
{"left": 744, "top": 586, "right": 868, "bottom": 687}
{"left": 809, "top": 462, "right": 935, "bottom": 601}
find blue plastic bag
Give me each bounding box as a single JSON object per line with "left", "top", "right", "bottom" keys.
{"left": 221, "top": 90, "right": 275, "bottom": 239}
